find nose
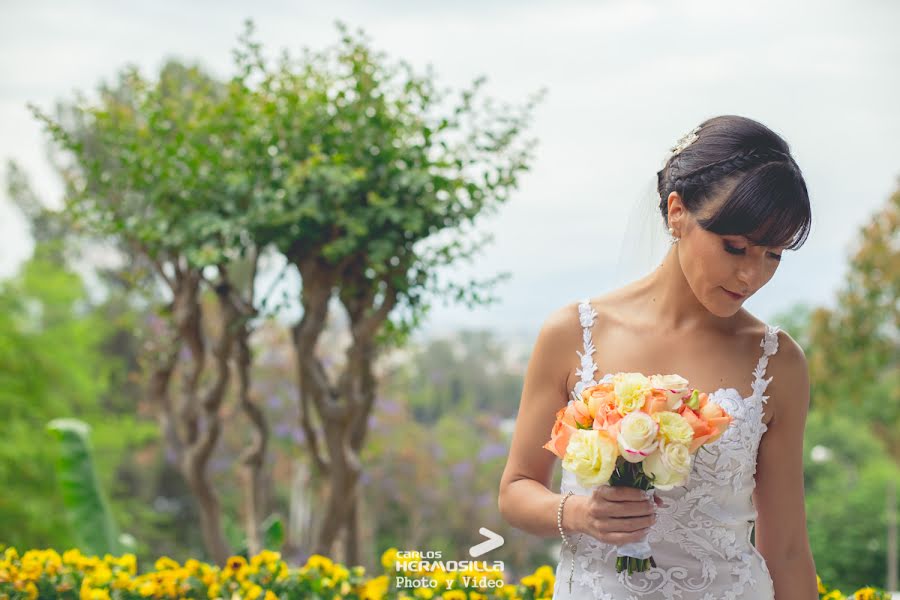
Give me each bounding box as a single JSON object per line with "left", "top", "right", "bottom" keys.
{"left": 736, "top": 261, "right": 764, "bottom": 293}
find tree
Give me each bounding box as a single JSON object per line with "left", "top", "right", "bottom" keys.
{"left": 30, "top": 59, "right": 271, "bottom": 565}
{"left": 806, "top": 181, "right": 900, "bottom": 459}
{"left": 229, "top": 21, "right": 543, "bottom": 562}
{"left": 31, "top": 18, "right": 543, "bottom": 565}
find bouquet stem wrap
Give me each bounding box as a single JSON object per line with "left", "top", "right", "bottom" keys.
{"left": 607, "top": 458, "right": 657, "bottom": 574}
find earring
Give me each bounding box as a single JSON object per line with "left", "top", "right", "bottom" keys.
{"left": 669, "top": 227, "right": 679, "bottom": 243}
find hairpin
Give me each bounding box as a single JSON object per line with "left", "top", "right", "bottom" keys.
{"left": 670, "top": 124, "right": 702, "bottom": 156}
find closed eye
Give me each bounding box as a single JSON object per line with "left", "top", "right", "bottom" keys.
{"left": 724, "top": 243, "right": 782, "bottom": 261}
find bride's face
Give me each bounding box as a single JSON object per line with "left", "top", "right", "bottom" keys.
{"left": 667, "top": 193, "right": 785, "bottom": 315}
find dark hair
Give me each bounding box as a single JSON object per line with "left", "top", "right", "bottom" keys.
{"left": 656, "top": 115, "right": 811, "bottom": 250}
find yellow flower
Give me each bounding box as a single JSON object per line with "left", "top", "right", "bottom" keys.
{"left": 440, "top": 591, "right": 466, "bottom": 600}
{"left": 207, "top": 582, "right": 221, "bottom": 599}
{"left": 118, "top": 554, "right": 138, "bottom": 576}
{"left": 612, "top": 373, "right": 651, "bottom": 415}
{"left": 817, "top": 574, "right": 826, "bottom": 594}
{"left": 138, "top": 580, "right": 157, "bottom": 597}
{"left": 305, "top": 554, "right": 334, "bottom": 576}
{"left": 561, "top": 429, "right": 618, "bottom": 487}
{"left": 362, "top": 575, "right": 389, "bottom": 599}
{"left": 380, "top": 548, "right": 399, "bottom": 572}
{"left": 331, "top": 564, "right": 349, "bottom": 581}
{"left": 533, "top": 564, "right": 555, "bottom": 589}
{"left": 654, "top": 411, "right": 694, "bottom": 445}
{"left": 822, "top": 591, "right": 844, "bottom": 600}
{"left": 153, "top": 556, "right": 179, "bottom": 572}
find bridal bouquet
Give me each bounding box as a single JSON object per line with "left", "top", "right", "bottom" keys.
{"left": 543, "top": 373, "right": 734, "bottom": 574}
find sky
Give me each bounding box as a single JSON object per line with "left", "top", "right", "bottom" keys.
{"left": 1, "top": 0, "right": 898, "bottom": 340}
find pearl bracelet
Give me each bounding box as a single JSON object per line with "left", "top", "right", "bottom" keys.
{"left": 557, "top": 490, "right": 582, "bottom": 593}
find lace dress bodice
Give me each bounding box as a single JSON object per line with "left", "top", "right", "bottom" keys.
{"left": 553, "top": 299, "right": 780, "bottom": 600}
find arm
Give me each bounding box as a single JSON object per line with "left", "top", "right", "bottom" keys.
{"left": 752, "top": 330, "right": 818, "bottom": 599}
{"left": 498, "top": 303, "right": 588, "bottom": 538}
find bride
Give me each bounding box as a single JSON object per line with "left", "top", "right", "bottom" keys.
{"left": 498, "top": 115, "right": 818, "bottom": 599}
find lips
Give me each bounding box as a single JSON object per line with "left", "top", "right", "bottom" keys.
{"left": 722, "top": 287, "right": 745, "bottom": 300}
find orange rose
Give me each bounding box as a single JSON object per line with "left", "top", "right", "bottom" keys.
{"left": 641, "top": 389, "right": 672, "bottom": 415}
{"left": 698, "top": 401, "right": 733, "bottom": 443}
{"left": 565, "top": 399, "right": 593, "bottom": 429}
{"left": 677, "top": 406, "right": 716, "bottom": 452}
{"left": 581, "top": 384, "right": 616, "bottom": 424}
{"left": 543, "top": 407, "right": 578, "bottom": 458}
{"left": 677, "top": 402, "right": 733, "bottom": 452}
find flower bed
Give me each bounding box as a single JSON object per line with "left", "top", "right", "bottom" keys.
{"left": 0, "top": 547, "right": 891, "bottom": 599}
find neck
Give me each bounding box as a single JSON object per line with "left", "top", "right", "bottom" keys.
{"left": 630, "top": 244, "right": 731, "bottom": 332}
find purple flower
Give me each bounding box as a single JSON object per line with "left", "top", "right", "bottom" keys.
{"left": 164, "top": 446, "right": 178, "bottom": 465}
{"left": 210, "top": 456, "right": 230, "bottom": 473}
{"left": 292, "top": 428, "right": 306, "bottom": 445}
{"left": 478, "top": 442, "right": 508, "bottom": 462}
{"left": 380, "top": 398, "right": 400, "bottom": 415}
{"left": 451, "top": 461, "right": 471, "bottom": 478}
{"left": 274, "top": 422, "right": 292, "bottom": 438}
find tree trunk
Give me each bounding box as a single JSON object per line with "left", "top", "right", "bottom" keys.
{"left": 289, "top": 254, "right": 397, "bottom": 560}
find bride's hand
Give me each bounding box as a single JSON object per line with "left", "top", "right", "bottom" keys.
{"left": 569, "top": 486, "right": 662, "bottom": 545}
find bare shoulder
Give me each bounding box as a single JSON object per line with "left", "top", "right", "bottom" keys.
{"left": 530, "top": 300, "right": 585, "bottom": 394}
{"left": 763, "top": 325, "right": 810, "bottom": 424}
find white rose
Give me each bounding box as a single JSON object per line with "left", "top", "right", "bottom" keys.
{"left": 649, "top": 373, "right": 690, "bottom": 411}
{"left": 617, "top": 411, "right": 660, "bottom": 463}
{"left": 643, "top": 441, "right": 692, "bottom": 490}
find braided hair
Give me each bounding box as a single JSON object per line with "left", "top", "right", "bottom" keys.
{"left": 657, "top": 115, "right": 811, "bottom": 251}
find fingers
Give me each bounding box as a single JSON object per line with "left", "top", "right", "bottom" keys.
{"left": 593, "top": 513, "right": 656, "bottom": 534}
{"left": 593, "top": 485, "right": 647, "bottom": 502}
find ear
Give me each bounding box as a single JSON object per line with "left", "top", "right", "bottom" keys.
{"left": 667, "top": 192, "right": 686, "bottom": 232}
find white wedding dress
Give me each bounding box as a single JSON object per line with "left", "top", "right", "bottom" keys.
{"left": 553, "top": 299, "right": 780, "bottom": 600}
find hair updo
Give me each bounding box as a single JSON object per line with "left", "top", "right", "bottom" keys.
{"left": 657, "top": 115, "right": 811, "bottom": 250}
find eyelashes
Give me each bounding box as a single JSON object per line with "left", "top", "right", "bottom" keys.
{"left": 723, "top": 243, "right": 783, "bottom": 261}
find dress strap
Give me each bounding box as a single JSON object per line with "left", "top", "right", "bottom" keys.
{"left": 573, "top": 299, "right": 599, "bottom": 401}
{"left": 750, "top": 324, "right": 781, "bottom": 405}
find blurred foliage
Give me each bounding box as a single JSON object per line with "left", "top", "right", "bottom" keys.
{"left": 802, "top": 410, "right": 900, "bottom": 591}
{"left": 772, "top": 182, "right": 900, "bottom": 591}
{"left": 804, "top": 184, "right": 899, "bottom": 459}
{"left": 383, "top": 330, "right": 526, "bottom": 425}
{"left": 0, "top": 243, "right": 157, "bottom": 550}
{"left": 46, "top": 418, "right": 124, "bottom": 556}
